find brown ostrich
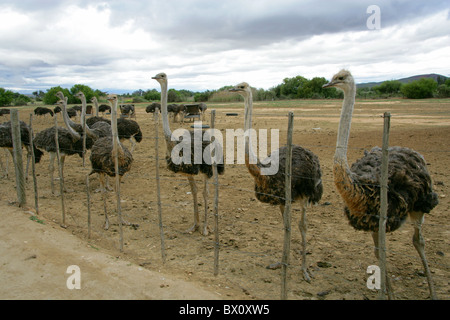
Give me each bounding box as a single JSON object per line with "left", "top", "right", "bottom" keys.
{"left": 153, "top": 72, "right": 224, "bottom": 236}
{"left": 229, "top": 82, "right": 323, "bottom": 282}
{"left": 323, "top": 69, "right": 439, "bottom": 299}
{"left": 89, "top": 94, "right": 133, "bottom": 230}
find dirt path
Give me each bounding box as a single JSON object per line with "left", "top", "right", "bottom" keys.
{"left": 0, "top": 202, "right": 221, "bottom": 300}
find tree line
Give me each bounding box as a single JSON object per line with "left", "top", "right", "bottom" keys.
{"left": 1, "top": 75, "right": 449, "bottom": 107}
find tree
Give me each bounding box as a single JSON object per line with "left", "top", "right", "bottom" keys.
{"left": 372, "top": 80, "right": 402, "bottom": 96}
{"left": 43, "top": 86, "right": 71, "bottom": 105}
{"left": 400, "top": 78, "right": 438, "bottom": 99}
{"left": 70, "top": 84, "right": 95, "bottom": 104}
{"left": 144, "top": 89, "right": 160, "bottom": 101}
{"left": 0, "top": 88, "right": 14, "bottom": 106}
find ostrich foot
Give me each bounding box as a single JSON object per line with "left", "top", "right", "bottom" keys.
{"left": 185, "top": 223, "right": 199, "bottom": 234}
{"left": 103, "top": 219, "right": 110, "bottom": 230}
{"left": 202, "top": 224, "right": 212, "bottom": 236}
{"left": 303, "top": 269, "right": 312, "bottom": 283}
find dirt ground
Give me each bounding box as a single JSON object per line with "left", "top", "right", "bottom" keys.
{"left": 0, "top": 98, "right": 449, "bottom": 300}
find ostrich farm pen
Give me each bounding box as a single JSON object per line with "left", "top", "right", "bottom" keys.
{"left": 0, "top": 93, "right": 449, "bottom": 300}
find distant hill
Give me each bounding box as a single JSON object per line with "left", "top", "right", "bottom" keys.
{"left": 357, "top": 73, "right": 449, "bottom": 89}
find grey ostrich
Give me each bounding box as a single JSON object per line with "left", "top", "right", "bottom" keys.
{"left": 323, "top": 69, "right": 439, "bottom": 299}
{"left": 229, "top": 82, "right": 323, "bottom": 282}
{"left": 89, "top": 94, "right": 133, "bottom": 230}
{"left": 33, "top": 100, "right": 83, "bottom": 194}
{"left": 153, "top": 72, "right": 225, "bottom": 236}
{"left": 0, "top": 120, "right": 43, "bottom": 178}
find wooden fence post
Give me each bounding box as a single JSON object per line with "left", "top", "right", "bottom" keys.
{"left": 54, "top": 116, "right": 67, "bottom": 228}
{"left": 29, "top": 114, "right": 39, "bottom": 214}
{"left": 378, "top": 112, "right": 391, "bottom": 300}
{"left": 281, "top": 112, "right": 294, "bottom": 300}
{"left": 10, "top": 110, "right": 26, "bottom": 207}
{"left": 210, "top": 110, "right": 220, "bottom": 276}
{"left": 154, "top": 108, "right": 166, "bottom": 263}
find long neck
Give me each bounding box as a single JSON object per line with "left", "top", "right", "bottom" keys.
{"left": 92, "top": 97, "right": 99, "bottom": 116}
{"left": 63, "top": 97, "right": 78, "bottom": 129}
{"left": 159, "top": 80, "right": 173, "bottom": 144}
{"left": 81, "top": 95, "right": 97, "bottom": 139}
{"left": 111, "top": 98, "right": 122, "bottom": 153}
{"left": 243, "top": 90, "right": 261, "bottom": 178}
{"left": 61, "top": 99, "right": 80, "bottom": 140}
{"left": 334, "top": 83, "right": 356, "bottom": 168}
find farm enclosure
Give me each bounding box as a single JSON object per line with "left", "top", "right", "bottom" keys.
{"left": 0, "top": 98, "right": 449, "bottom": 300}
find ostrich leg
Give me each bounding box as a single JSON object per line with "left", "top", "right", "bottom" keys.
{"left": 298, "top": 199, "right": 311, "bottom": 283}
{"left": 99, "top": 173, "right": 110, "bottom": 230}
{"left": 410, "top": 211, "right": 437, "bottom": 300}
{"left": 186, "top": 175, "right": 200, "bottom": 234}
{"left": 372, "top": 232, "right": 394, "bottom": 299}
{"left": 49, "top": 152, "right": 56, "bottom": 194}
{"left": 202, "top": 175, "right": 209, "bottom": 236}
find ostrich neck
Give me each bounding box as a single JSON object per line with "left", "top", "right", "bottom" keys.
{"left": 93, "top": 97, "right": 99, "bottom": 116}
{"left": 111, "top": 99, "right": 122, "bottom": 154}
{"left": 159, "top": 81, "right": 173, "bottom": 147}
{"left": 61, "top": 98, "right": 80, "bottom": 140}
{"left": 243, "top": 91, "right": 261, "bottom": 177}
{"left": 334, "top": 83, "right": 356, "bottom": 179}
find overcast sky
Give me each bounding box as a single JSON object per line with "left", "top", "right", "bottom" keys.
{"left": 0, "top": 0, "right": 449, "bottom": 93}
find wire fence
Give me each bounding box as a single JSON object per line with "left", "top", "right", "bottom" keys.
{"left": 1, "top": 106, "right": 449, "bottom": 300}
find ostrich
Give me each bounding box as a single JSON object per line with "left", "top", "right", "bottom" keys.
{"left": 146, "top": 102, "right": 161, "bottom": 114}
{"left": 74, "top": 92, "right": 112, "bottom": 140}
{"left": 89, "top": 94, "right": 133, "bottom": 230}
{"left": 0, "top": 120, "right": 43, "bottom": 178}
{"left": 88, "top": 96, "right": 111, "bottom": 127}
{"left": 116, "top": 112, "right": 143, "bottom": 153}
{"left": 33, "top": 100, "right": 83, "bottom": 194}
{"left": 323, "top": 69, "right": 439, "bottom": 299}
{"left": 153, "top": 72, "right": 224, "bottom": 236}
{"left": 229, "top": 82, "right": 323, "bottom": 282}
{"left": 91, "top": 95, "right": 142, "bottom": 152}
{"left": 34, "top": 107, "right": 54, "bottom": 117}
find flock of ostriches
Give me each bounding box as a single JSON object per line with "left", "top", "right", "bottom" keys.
{"left": 0, "top": 70, "right": 440, "bottom": 299}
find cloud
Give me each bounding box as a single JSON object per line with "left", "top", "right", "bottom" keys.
{"left": 0, "top": 0, "right": 449, "bottom": 93}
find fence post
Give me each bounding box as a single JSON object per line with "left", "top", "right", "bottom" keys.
{"left": 281, "top": 112, "right": 294, "bottom": 300}
{"left": 54, "top": 116, "right": 67, "bottom": 228}
{"left": 112, "top": 117, "right": 124, "bottom": 252}
{"left": 154, "top": 108, "right": 166, "bottom": 263}
{"left": 29, "top": 114, "right": 39, "bottom": 214}
{"left": 210, "top": 110, "right": 220, "bottom": 276}
{"left": 378, "top": 112, "right": 391, "bottom": 300}
{"left": 10, "top": 110, "right": 26, "bottom": 207}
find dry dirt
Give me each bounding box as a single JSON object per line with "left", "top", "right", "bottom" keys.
{"left": 0, "top": 98, "right": 449, "bottom": 300}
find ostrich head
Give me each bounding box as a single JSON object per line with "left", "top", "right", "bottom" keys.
{"left": 55, "top": 91, "right": 65, "bottom": 101}
{"left": 323, "top": 69, "right": 355, "bottom": 93}
{"left": 74, "top": 91, "right": 85, "bottom": 100}
{"left": 152, "top": 72, "right": 167, "bottom": 84}
{"left": 90, "top": 96, "right": 97, "bottom": 103}
{"left": 106, "top": 94, "right": 118, "bottom": 103}
{"left": 229, "top": 82, "right": 251, "bottom": 97}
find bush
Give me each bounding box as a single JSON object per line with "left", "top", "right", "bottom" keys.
{"left": 400, "top": 78, "right": 438, "bottom": 99}
{"left": 0, "top": 88, "right": 14, "bottom": 106}
{"left": 436, "top": 84, "right": 450, "bottom": 98}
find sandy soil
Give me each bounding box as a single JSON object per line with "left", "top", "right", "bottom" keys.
{"left": 0, "top": 98, "right": 449, "bottom": 300}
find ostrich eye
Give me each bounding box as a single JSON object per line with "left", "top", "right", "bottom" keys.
{"left": 338, "top": 76, "right": 344, "bottom": 80}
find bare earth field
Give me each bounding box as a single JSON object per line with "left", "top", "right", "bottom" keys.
{"left": 0, "top": 98, "right": 449, "bottom": 300}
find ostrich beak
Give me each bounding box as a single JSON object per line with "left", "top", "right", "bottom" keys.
{"left": 322, "top": 81, "right": 335, "bottom": 88}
